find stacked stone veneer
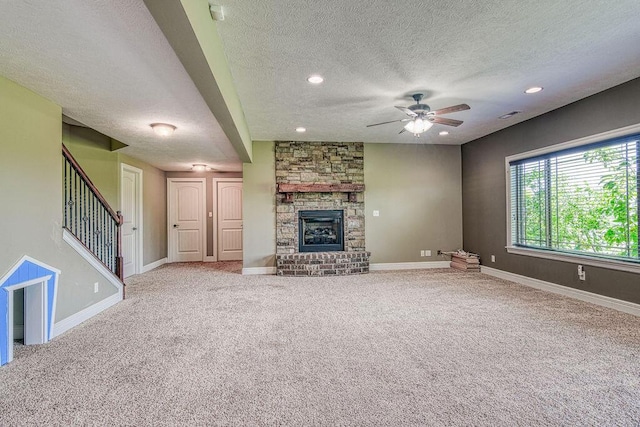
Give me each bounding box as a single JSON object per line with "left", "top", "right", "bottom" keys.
{"left": 275, "top": 141, "right": 369, "bottom": 276}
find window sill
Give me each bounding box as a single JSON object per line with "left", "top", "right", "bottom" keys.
{"left": 505, "top": 246, "right": 640, "bottom": 274}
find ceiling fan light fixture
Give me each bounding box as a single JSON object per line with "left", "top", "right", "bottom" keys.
{"left": 404, "top": 117, "right": 433, "bottom": 135}
{"left": 150, "top": 123, "right": 176, "bottom": 137}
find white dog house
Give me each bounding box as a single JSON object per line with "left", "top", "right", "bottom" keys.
{"left": 0, "top": 256, "right": 59, "bottom": 366}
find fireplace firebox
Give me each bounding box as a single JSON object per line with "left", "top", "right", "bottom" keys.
{"left": 298, "top": 210, "right": 344, "bottom": 252}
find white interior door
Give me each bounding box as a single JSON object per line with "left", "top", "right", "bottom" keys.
{"left": 121, "top": 164, "right": 142, "bottom": 278}
{"left": 169, "top": 179, "right": 205, "bottom": 262}
{"left": 216, "top": 180, "right": 243, "bottom": 261}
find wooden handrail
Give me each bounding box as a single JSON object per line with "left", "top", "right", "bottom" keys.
{"left": 62, "top": 144, "right": 125, "bottom": 287}
{"left": 62, "top": 144, "right": 121, "bottom": 223}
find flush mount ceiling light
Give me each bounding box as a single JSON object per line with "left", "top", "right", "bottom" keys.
{"left": 524, "top": 86, "right": 543, "bottom": 94}
{"left": 295, "top": 127, "right": 307, "bottom": 133}
{"left": 404, "top": 117, "right": 433, "bottom": 136}
{"left": 192, "top": 164, "right": 208, "bottom": 172}
{"left": 150, "top": 123, "right": 176, "bottom": 137}
{"left": 439, "top": 131, "right": 449, "bottom": 136}
{"left": 307, "top": 75, "right": 324, "bottom": 84}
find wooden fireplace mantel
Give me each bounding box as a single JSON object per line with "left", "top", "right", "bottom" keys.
{"left": 277, "top": 183, "right": 365, "bottom": 203}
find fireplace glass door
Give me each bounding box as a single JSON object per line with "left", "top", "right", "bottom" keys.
{"left": 298, "top": 210, "right": 344, "bottom": 252}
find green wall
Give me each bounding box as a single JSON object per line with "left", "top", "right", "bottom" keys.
{"left": 0, "top": 75, "right": 116, "bottom": 322}
{"left": 462, "top": 77, "right": 640, "bottom": 304}
{"left": 365, "top": 143, "right": 463, "bottom": 263}
{"left": 242, "top": 141, "right": 276, "bottom": 269}
{"left": 63, "top": 125, "right": 168, "bottom": 266}
{"left": 241, "top": 140, "right": 463, "bottom": 268}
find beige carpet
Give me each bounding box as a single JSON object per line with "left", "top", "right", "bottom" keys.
{"left": 1, "top": 263, "right": 639, "bottom": 426}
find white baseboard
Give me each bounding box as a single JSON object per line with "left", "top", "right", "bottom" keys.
{"left": 204, "top": 256, "right": 217, "bottom": 262}
{"left": 142, "top": 257, "right": 167, "bottom": 273}
{"left": 242, "top": 267, "right": 277, "bottom": 275}
{"left": 481, "top": 266, "right": 640, "bottom": 317}
{"left": 62, "top": 229, "right": 123, "bottom": 293}
{"left": 370, "top": 261, "right": 451, "bottom": 271}
{"left": 52, "top": 292, "right": 122, "bottom": 338}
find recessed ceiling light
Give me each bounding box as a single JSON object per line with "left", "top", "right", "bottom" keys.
{"left": 295, "top": 127, "right": 306, "bottom": 133}
{"left": 524, "top": 86, "right": 543, "bottom": 94}
{"left": 307, "top": 75, "right": 324, "bottom": 84}
{"left": 439, "top": 131, "right": 449, "bottom": 136}
{"left": 499, "top": 111, "right": 522, "bottom": 119}
{"left": 150, "top": 123, "right": 176, "bottom": 136}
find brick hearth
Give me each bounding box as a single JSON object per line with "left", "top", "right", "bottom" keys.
{"left": 276, "top": 251, "right": 371, "bottom": 276}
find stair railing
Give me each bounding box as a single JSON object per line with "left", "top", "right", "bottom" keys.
{"left": 62, "top": 144, "right": 124, "bottom": 284}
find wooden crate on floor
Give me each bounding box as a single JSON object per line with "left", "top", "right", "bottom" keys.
{"left": 450, "top": 253, "right": 480, "bottom": 271}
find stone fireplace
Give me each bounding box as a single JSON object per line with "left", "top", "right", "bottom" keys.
{"left": 275, "top": 141, "right": 370, "bottom": 276}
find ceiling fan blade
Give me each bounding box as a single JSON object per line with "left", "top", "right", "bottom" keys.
{"left": 394, "top": 106, "right": 418, "bottom": 117}
{"left": 366, "top": 118, "right": 410, "bottom": 127}
{"left": 430, "top": 116, "right": 464, "bottom": 127}
{"left": 398, "top": 128, "right": 407, "bottom": 134}
{"left": 431, "top": 104, "right": 470, "bottom": 115}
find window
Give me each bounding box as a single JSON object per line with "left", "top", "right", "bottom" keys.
{"left": 508, "top": 132, "right": 639, "bottom": 265}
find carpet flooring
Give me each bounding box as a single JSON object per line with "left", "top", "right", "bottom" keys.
{"left": 1, "top": 263, "right": 639, "bottom": 426}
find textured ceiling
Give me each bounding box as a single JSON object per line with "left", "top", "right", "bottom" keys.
{"left": 1, "top": 1, "right": 639, "bottom": 172}
{"left": 0, "top": 0, "right": 241, "bottom": 171}
{"left": 216, "top": 0, "right": 640, "bottom": 145}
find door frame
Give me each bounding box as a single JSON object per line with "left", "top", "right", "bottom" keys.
{"left": 167, "top": 178, "right": 207, "bottom": 263}
{"left": 213, "top": 177, "right": 243, "bottom": 262}
{"left": 120, "top": 163, "right": 143, "bottom": 276}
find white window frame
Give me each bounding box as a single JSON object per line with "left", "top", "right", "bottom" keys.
{"left": 505, "top": 123, "right": 640, "bottom": 274}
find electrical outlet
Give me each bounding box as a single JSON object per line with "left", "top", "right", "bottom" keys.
{"left": 578, "top": 265, "right": 586, "bottom": 281}
{"left": 491, "top": 255, "right": 496, "bottom": 263}
{"left": 425, "top": 250, "right": 431, "bottom": 256}
{"left": 94, "top": 282, "right": 99, "bottom": 293}
{"left": 420, "top": 250, "right": 425, "bottom": 257}
{"left": 373, "top": 210, "right": 380, "bottom": 217}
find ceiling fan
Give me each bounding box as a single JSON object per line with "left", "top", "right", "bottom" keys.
{"left": 367, "top": 93, "right": 470, "bottom": 136}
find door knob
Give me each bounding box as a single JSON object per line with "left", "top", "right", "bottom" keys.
{"left": 173, "top": 224, "right": 179, "bottom": 228}
{"left": 132, "top": 227, "right": 137, "bottom": 231}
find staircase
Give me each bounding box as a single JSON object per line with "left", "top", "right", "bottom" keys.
{"left": 61, "top": 144, "right": 125, "bottom": 294}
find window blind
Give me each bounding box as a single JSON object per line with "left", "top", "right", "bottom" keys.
{"left": 509, "top": 134, "right": 640, "bottom": 262}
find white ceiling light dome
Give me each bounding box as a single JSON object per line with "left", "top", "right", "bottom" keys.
{"left": 404, "top": 118, "right": 433, "bottom": 136}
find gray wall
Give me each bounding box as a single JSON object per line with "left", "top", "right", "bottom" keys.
{"left": 365, "top": 143, "right": 463, "bottom": 263}
{"left": 462, "top": 77, "right": 640, "bottom": 304}
{"left": 1, "top": 75, "right": 117, "bottom": 323}
{"left": 242, "top": 141, "right": 276, "bottom": 268}
{"left": 241, "top": 141, "right": 463, "bottom": 267}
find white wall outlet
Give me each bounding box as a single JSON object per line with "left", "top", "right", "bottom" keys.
{"left": 420, "top": 250, "right": 425, "bottom": 257}
{"left": 491, "top": 255, "right": 496, "bottom": 263}
{"left": 578, "top": 265, "right": 586, "bottom": 281}
{"left": 372, "top": 210, "right": 380, "bottom": 217}
{"left": 208, "top": 212, "right": 213, "bottom": 218}
{"left": 94, "top": 282, "right": 99, "bottom": 293}
{"left": 425, "top": 250, "right": 431, "bottom": 256}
